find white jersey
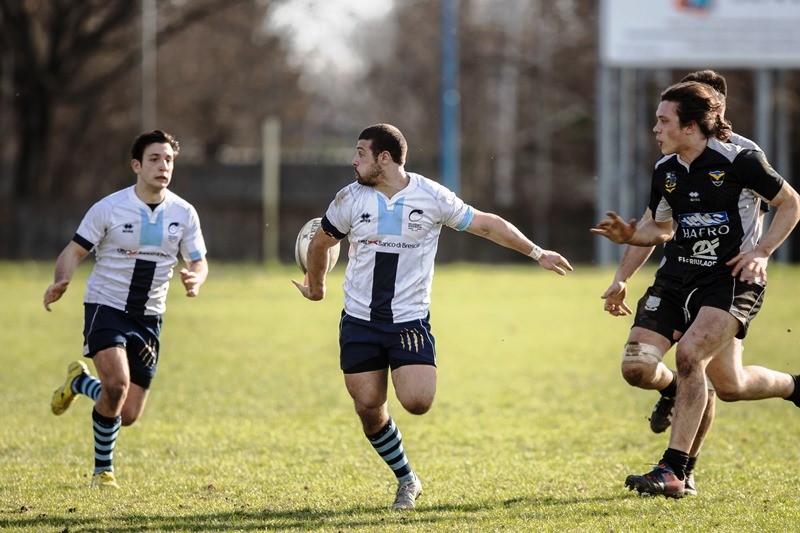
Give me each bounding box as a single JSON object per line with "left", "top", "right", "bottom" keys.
{"left": 73, "top": 185, "right": 207, "bottom": 316}
{"left": 322, "top": 172, "right": 474, "bottom": 323}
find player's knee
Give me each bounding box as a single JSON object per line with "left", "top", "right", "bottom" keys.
{"left": 400, "top": 396, "right": 433, "bottom": 415}
{"left": 675, "top": 344, "right": 705, "bottom": 377}
{"left": 102, "top": 379, "right": 129, "bottom": 406}
{"left": 712, "top": 380, "right": 745, "bottom": 402}
{"left": 354, "top": 402, "right": 388, "bottom": 431}
{"left": 620, "top": 343, "right": 663, "bottom": 387}
{"left": 120, "top": 411, "right": 140, "bottom": 426}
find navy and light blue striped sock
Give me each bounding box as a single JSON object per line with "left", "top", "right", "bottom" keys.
{"left": 366, "top": 417, "right": 416, "bottom": 483}
{"left": 72, "top": 373, "right": 102, "bottom": 401}
{"left": 92, "top": 408, "right": 121, "bottom": 475}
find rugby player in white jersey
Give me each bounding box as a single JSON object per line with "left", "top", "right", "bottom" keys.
{"left": 44, "top": 130, "right": 208, "bottom": 489}
{"left": 293, "top": 123, "right": 572, "bottom": 509}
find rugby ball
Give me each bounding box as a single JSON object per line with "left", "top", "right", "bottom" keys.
{"left": 295, "top": 217, "right": 340, "bottom": 274}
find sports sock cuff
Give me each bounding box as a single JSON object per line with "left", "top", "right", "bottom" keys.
{"left": 661, "top": 447, "right": 689, "bottom": 480}
{"left": 366, "top": 417, "right": 394, "bottom": 441}
{"left": 659, "top": 370, "right": 678, "bottom": 398}
{"left": 92, "top": 408, "right": 121, "bottom": 428}
{"left": 685, "top": 456, "right": 698, "bottom": 475}
{"left": 784, "top": 374, "right": 800, "bottom": 405}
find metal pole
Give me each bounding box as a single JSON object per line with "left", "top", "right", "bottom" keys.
{"left": 595, "top": 64, "right": 618, "bottom": 265}
{"left": 492, "top": 0, "right": 525, "bottom": 208}
{"left": 141, "top": 0, "right": 157, "bottom": 131}
{"left": 618, "top": 68, "right": 635, "bottom": 228}
{"left": 754, "top": 69, "right": 774, "bottom": 158}
{"left": 775, "top": 69, "right": 792, "bottom": 261}
{"left": 440, "top": 0, "right": 460, "bottom": 194}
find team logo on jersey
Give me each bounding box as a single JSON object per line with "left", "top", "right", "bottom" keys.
{"left": 408, "top": 209, "right": 424, "bottom": 231}
{"left": 168, "top": 222, "right": 180, "bottom": 243}
{"left": 665, "top": 172, "right": 677, "bottom": 193}
{"left": 709, "top": 170, "right": 725, "bottom": 187}
{"left": 692, "top": 238, "right": 720, "bottom": 261}
{"left": 678, "top": 211, "right": 728, "bottom": 227}
{"left": 123, "top": 223, "right": 134, "bottom": 234}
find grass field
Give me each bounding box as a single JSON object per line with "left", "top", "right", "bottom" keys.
{"left": 2, "top": 260, "right": 800, "bottom": 531}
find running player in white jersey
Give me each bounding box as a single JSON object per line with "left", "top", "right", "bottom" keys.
{"left": 593, "top": 82, "right": 800, "bottom": 498}
{"left": 293, "top": 123, "right": 573, "bottom": 509}
{"left": 44, "top": 130, "right": 208, "bottom": 489}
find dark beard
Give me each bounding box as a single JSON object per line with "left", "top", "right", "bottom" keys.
{"left": 355, "top": 165, "right": 382, "bottom": 187}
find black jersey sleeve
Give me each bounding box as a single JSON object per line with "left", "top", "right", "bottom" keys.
{"left": 648, "top": 170, "right": 665, "bottom": 215}
{"left": 735, "top": 149, "right": 784, "bottom": 202}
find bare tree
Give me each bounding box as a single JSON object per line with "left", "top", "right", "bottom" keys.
{"left": 0, "top": 0, "right": 290, "bottom": 201}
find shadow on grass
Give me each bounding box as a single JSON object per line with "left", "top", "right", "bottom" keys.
{"left": 1, "top": 493, "right": 630, "bottom": 531}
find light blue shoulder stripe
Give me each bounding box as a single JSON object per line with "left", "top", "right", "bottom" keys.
{"left": 455, "top": 206, "right": 474, "bottom": 232}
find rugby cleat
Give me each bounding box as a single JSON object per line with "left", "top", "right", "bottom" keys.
{"left": 649, "top": 395, "right": 675, "bottom": 433}
{"left": 625, "top": 464, "right": 685, "bottom": 499}
{"left": 90, "top": 470, "right": 119, "bottom": 489}
{"left": 51, "top": 360, "right": 89, "bottom": 415}
{"left": 392, "top": 477, "right": 423, "bottom": 510}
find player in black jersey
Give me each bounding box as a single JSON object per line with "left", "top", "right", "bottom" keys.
{"left": 593, "top": 80, "right": 800, "bottom": 498}
{"left": 599, "top": 70, "right": 766, "bottom": 496}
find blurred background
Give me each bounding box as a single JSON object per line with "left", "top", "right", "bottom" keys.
{"left": 1, "top": 0, "right": 799, "bottom": 264}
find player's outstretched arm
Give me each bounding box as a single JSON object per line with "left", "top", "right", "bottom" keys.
{"left": 601, "top": 210, "right": 657, "bottom": 317}
{"left": 591, "top": 211, "right": 672, "bottom": 247}
{"left": 180, "top": 257, "right": 208, "bottom": 297}
{"left": 292, "top": 230, "right": 339, "bottom": 301}
{"left": 465, "top": 210, "right": 573, "bottom": 276}
{"left": 44, "top": 241, "right": 90, "bottom": 311}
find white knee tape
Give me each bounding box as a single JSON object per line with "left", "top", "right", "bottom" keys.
{"left": 622, "top": 342, "right": 664, "bottom": 365}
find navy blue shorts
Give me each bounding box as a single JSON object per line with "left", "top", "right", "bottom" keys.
{"left": 633, "top": 274, "right": 687, "bottom": 342}
{"left": 83, "top": 303, "right": 162, "bottom": 389}
{"left": 339, "top": 312, "right": 437, "bottom": 373}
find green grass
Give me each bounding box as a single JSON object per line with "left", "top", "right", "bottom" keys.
{"left": 2, "top": 261, "right": 800, "bottom": 531}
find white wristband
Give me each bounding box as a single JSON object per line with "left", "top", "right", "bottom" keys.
{"left": 528, "top": 244, "right": 543, "bottom": 261}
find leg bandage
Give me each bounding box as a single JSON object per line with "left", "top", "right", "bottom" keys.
{"left": 621, "top": 342, "right": 664, "bottom": 365}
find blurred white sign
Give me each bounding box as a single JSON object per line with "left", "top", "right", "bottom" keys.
{"left": 601, "top": 0, "right": 800, "bottom": 67}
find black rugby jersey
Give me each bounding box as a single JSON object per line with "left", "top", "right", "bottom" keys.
{"left": 651, "top": 134, "right": 767, "bottom": 283}
{"left": 648, "top": 138, "right": 783, "bottom": 285}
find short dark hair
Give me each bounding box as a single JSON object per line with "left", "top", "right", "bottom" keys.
{"left": 661, "top": 81, "right": 731, "bottom": 141}
{"left": 680, "top": 69, "right": 727, "bottom": 98}
{"left": 358, "top": 124, "right": 407, "bottom": 165}
{"left": 131, "top": 130, "right": 180, "bottom": 162}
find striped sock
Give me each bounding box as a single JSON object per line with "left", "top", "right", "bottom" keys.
{"left": 72, "top": 373, "right": 102, "bottom": 401}
{"left": 366, "top": 417, "right": 415, "bottom": 483}
{"left": 92, "top": 408, "right": 121, "bottom": 475}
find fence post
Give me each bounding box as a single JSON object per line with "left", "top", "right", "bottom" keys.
{"left": 262, "top": 117, "right": 281, "bottom": 265}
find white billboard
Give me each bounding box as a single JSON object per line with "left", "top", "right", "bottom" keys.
{"left": 601, "top": 0, "right": 800, "bottom": 67}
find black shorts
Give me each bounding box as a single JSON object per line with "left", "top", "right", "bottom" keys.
{"left": 633, "top": 275, "right": 686, "bottom": 342}
{"left": 339, "top": 312, "right": 437, "bottom": 373}
{"left": 83, "top": 303, "right": 162, "bottom": 389}
{"left": 684, "top": 274, "right": 765, "bottom": 340}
